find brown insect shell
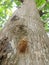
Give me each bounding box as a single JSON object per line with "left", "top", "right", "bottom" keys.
{"left": 18, "top": 38, "right": 28, "bottom": 53}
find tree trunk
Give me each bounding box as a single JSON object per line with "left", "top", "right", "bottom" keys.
{"left": 0, "top": 0, "right": 49, "bottom": 65}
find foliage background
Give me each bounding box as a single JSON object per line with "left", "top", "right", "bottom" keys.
{"left": 0, "top": 0, "right": 49, "bottom": 32}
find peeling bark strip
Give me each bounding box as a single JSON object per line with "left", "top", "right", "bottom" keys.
{"left": 0, "top": 0, "right": 49, "bottom": 65}
{"left": 0, "top": 36, "right": 8, "bottom": 65}
{"left": 11, "top": 15, "right": 19, "bottom": 21}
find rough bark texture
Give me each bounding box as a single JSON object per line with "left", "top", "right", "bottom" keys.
{"left": 0, "top": 0, "right": 49, "bottom": 65}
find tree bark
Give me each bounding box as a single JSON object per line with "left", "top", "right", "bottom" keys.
{"left": 0, "top": 0, "right": 49, "bottom": 65}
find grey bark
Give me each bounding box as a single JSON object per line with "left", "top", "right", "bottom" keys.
{"left": 0, "top": 0, "right": 49, "bottom": 65}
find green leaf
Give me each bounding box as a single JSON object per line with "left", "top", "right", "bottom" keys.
{"left": 35, "top": 0, "right": 46, "bottom": 9}
{"left": 44, "top": 22, "right": 49, "bottom": 32}
{"left": 14, "top": 0, "right": 21, "bottom": 6}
